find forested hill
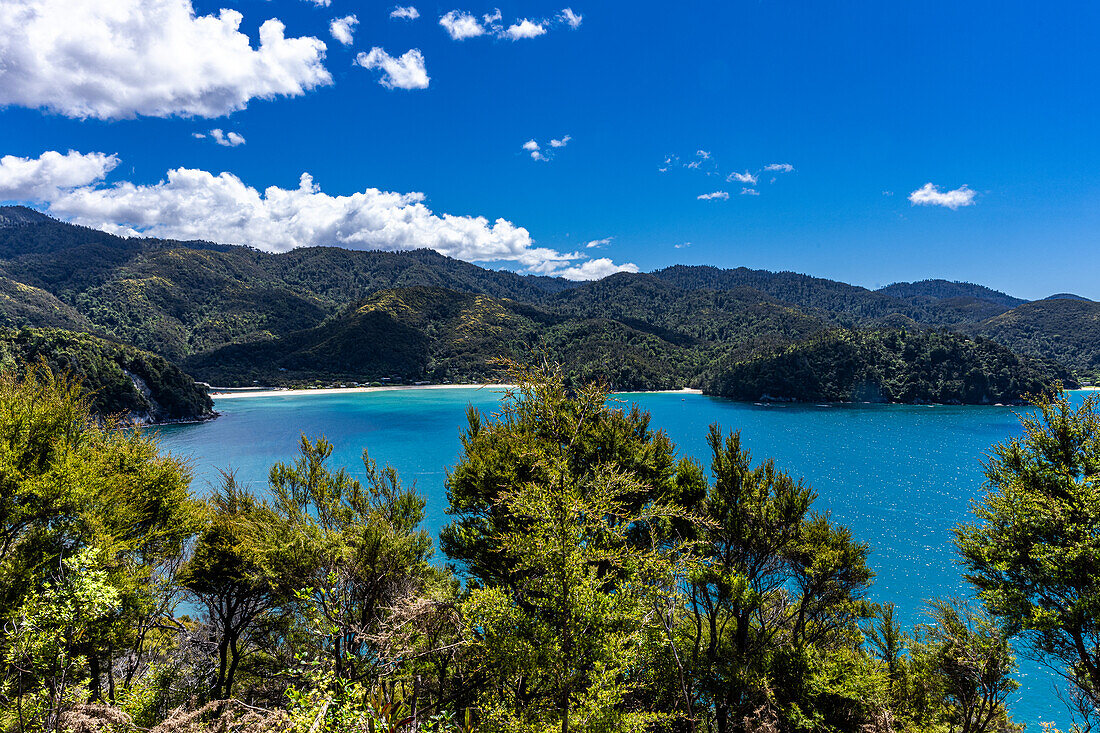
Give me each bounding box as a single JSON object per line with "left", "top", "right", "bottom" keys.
{"left": 0, "top": 206, "right": 1095, "bottom": 395}
{"left": 706, "top": 329, "right": 1076, "bottom": 405}
{"left": 0, "top": 327, "right": 214, "bottom": 422}
{"left": 877, "top": 279, "right": 1027, "bottom": 308}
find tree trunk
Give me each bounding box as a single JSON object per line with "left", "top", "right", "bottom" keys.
{"left": 89, "top": 654, "right": 102, "bottom": 702}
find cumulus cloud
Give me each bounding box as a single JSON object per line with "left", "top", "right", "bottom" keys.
{"left": 330, "top": 15, "right": 358, "bottom": 45}
{"left": 3, "top": 150, "right": 634, "bottom": 280}
{"left": 585, "top": 237, "right": 612, "bottom": 249}
{"left": 740, "top": 187, "right": 759, "bottom": 196}
{"left": 764, "top": 163, "right": 794, "bottom": 172}
{"left": 521, "top": 140, "right": 544, "bottom": 161}
{"left": 560, "top": 8, "right": 582, "bottom": 28}
{"left": 440, "top": 8, "right": 579, "bottom": 40}
{"left": 522, "top": 136, "right": 571, "bottom": 161}
{"left": 304, "top": 0, "right": 331, "bottom": 6}
{"left": 908, "top": 182, "right": 976, "bottom": 210}
{"left": 355, "top": 48, "right": 430, "bottom": 90}
{"left": 0, "top": 150, "right": 118, "bottom": 201}
{"left": 0, "top": 0, "right": 331, "bottom": 120}
{"left": 390, "top": 6, "right": 420, "bottom": 20}
{"left": 697, "top": 191, "right": 729, "bottom": 201}
{"left": 209, "top": 129, "right": 246, "bottom": 147}
{"left": 674, "top": 242, "right": 691, "bottom": 249}
{"left": 728, "top": 170, "right": 757, "bottom": 184}
{"left": 552, "top": 258, "right": 638, "bottom": 281}
{"left": 505, "top": 19, "right": 546, "bottom": 39}
{"left": 439, "top": 10, "right": 486, "bottom": 39}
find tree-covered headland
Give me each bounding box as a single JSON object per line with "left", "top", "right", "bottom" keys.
{"left": 1, "top": 360, "right": 1097, "bottom": 732}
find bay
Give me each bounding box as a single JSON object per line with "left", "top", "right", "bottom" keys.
{"left": 157, "top": 387, "right": 1095, "bottom": 727}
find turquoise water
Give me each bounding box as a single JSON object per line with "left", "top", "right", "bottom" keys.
{"left": 156, "top": 387, "right": 1096, "bottom": 728}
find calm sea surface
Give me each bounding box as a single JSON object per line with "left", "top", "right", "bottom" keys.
{"left": 156, "top": 387, "right": 1096, "bottom": 727}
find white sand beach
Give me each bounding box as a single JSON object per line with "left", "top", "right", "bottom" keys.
{"left": 211, "top": 383, "right": 518, "bottom": 399}
{"left": 211, "top": 384, "right": 704, "bottom": 400}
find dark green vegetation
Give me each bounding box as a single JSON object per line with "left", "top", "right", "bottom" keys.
{"left": 967, "top": 299, "right": 1100, "bottom": 384}
{"left": 707, "top": 329, "right": 1073, "bottom": 404}
{"left": 0, "top": 206, "right": 1095, "bottom": 401}
{"left": 0, "top": 327, "right": 213, "bottom": 422}
{"left": 14, "top": 361, "right": 1092, "bottom": 732}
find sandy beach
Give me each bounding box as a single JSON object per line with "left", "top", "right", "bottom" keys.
{"left": 211, "top": 383, "right": 518, "bottom": 399}
{"left": 211, "top": 384, "right": 704, "bottom": 400}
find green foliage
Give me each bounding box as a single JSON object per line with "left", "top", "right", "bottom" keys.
{"left": 0, "top": 327, "right": 213, "bottom": 422}
{"left": 956, "top": 390, "right": 1100, "bottom": 716}
{"left": 263, "top": 436, "right": 438, "bottom": 687}
{"left": 455, "top": 366, "right": 687, "bottom": 732}
{"left": 442, "top": 362, "right": 702, "bottom": 589}
{"left": 0, "top": 364, "right": 200, "bottom": 730}
{"left": 708, "top": 328, "right": 1072, "bottom": 404}
{"left": 4, "top": 548, "right": 121, "bottom": 732}
{"left": 682, "top": 426, "right": 878, "bottom": 731}
{"left": 911, "top": 599, "right": 1020, "bottom": 733}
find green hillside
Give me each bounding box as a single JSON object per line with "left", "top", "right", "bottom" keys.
{"left": 971, "top": 298, "right": 1100, "bottom": 383}
{"left": 0, "top": 206, "right": 1094, "bottom": 394}
{"left": 706, "top": 328, "right": 1074, "bottom": 404}
{"left": 0, "top": 327, "right": 214, "bottom": 422}
{"left": 877, "top": 278, "right": 1026, "bottom": 308}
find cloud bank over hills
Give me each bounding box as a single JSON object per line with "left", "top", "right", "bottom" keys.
{"left": 0, "top": 150, "right": 637, "bottom": 281}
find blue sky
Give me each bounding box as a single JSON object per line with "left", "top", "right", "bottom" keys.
{"left": 1, "top": 0, "right": 1098, "bottom": 297}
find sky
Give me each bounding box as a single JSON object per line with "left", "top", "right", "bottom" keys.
{"left": 1, "top": 0, "right": 1098, "bottom": 298}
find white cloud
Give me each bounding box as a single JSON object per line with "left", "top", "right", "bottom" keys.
{"left": 523, "top": 136, "right": 571, "bottom": 161}
{"left": 441, "top": 8, "right": 574, "bottom": 40}
{"left": 674, "top": 242, "right": 691, "bottom": 249}
{"left": 0, "top": 150, "right": 118, "bottom": 201}
{"left": 908, "top": 182, "right": 976, "bottom": 210}
{"left": 697, "top": 191, "right": 729, "bottom": 201}
{"left": 505, "top": 19, "right": 546, "bottom": 39}
{"left": 585, "top": 237, "right": 612, "bottom": 249}
{"left": 550, "top": 258, "right": 638, "bottom": 281}
{"left": 559, "top": 8, "right": 582, "bottom": 28}
{"left": 740, "top": 187, "right": 759, "bottom": 196}
{"left": 192, "top": 132, "right": 206, "bottom": 139}
{"left": 439, "top": 10, "right": 486, "bottom": 39}
{"left": 304, "top": 0, "right": 331, "bottom": 6}
{"left": 764, "top": 163, "right": 794, "bottom": 172}
{"left": 728, "top": 170, "right": 757, "bottom": 184}
{"left": 390, "top": 6, "right": 420, "bottom": 20}
{"left": 330, "top": 15, "right": 358, "bottom": 45}
{"left": 5, "top": 150, "right": 634, "bottom": 280}
{"left": 209, "top": 129, "right": 246, "bottom": 147}
{"left": 521, "top": 139, "right": 545, "bottom": 160}
{"left": 0, "top": 0, "right": 331, "bottom": 120}
{"left": 355, "top": 48, "right": 430, "bottom": 90}
{"left": 696, "top": 150, "right": 711, "bottom": 159}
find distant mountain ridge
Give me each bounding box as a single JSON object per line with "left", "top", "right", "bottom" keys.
{"left": 0, "top": 206, "right": 1093, "bottom": 400}
{"left": 877, "top": 279, "right": 1027, "bottom": 309}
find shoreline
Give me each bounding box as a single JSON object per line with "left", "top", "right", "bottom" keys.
{"left": 212, "top": 383, "right": 517, "bottom": 399}
{"left": 211, "top": 384, "right": 704, "bottom": 400}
